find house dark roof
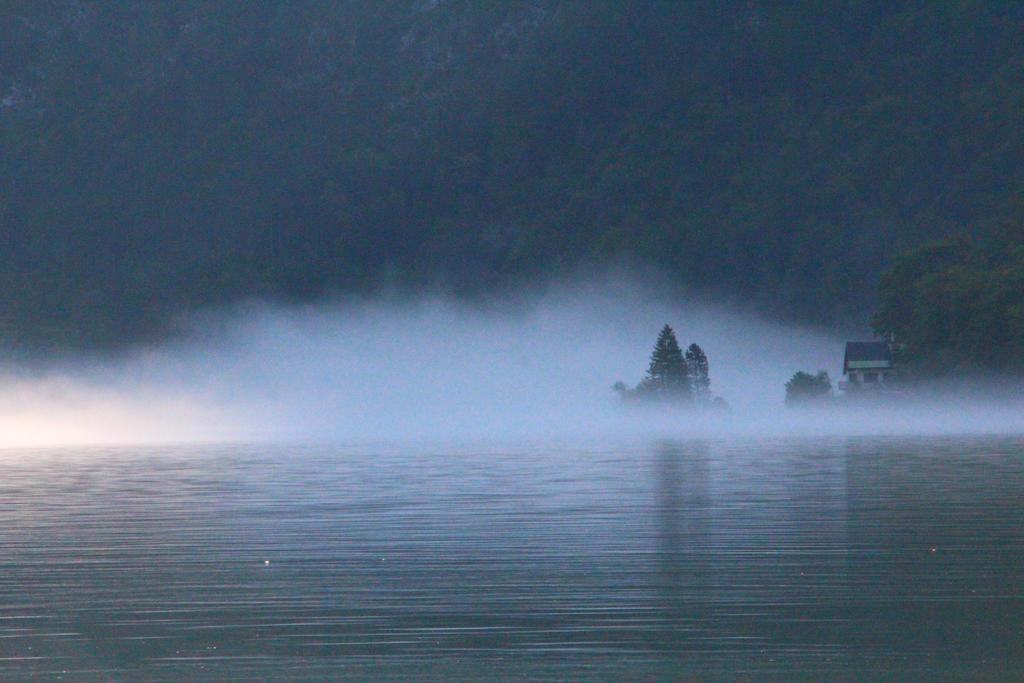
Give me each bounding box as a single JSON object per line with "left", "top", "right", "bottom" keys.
{"left": 843, "top": 341, "right": 892, "bottom": 372}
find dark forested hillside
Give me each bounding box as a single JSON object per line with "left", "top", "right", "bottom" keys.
{"left": 873, "top": 205, "right": 1024, "bottom": 377}
{"left": 2, "top": 1, "right": 1023, "bottom": 349}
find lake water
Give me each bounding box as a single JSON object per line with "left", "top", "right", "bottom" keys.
{"left": 0, "top": 435, "right": 1022, "bottom": 680}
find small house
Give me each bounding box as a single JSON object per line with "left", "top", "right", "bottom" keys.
{"left": 842, "top": 341, "right": 895, "bottom": 389}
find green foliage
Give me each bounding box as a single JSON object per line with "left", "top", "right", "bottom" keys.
{"left": 785, "top": 371, "right": 833, "bottom": 406}
{"left": 3, "top": 1, "right": 1024, "bottom": 349}
{"left": 872, "top": 210, "right": 1024, "bottom": 376}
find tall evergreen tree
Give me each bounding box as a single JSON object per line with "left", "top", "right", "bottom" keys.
{"left": 685, "top": 343, "right": 710, "bottom": 400}
{"left": 639, "top": 325, "right": 691, "bottom": 399}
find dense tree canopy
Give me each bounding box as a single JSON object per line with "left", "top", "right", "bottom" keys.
{"left": 872, "top": 208, "right": 1024, "bottom": 377}
{"left": 785, "top": 371, "right": 833, "bottom": 406}
{"left": 2, "top": 1, "right": 1024, "bottom": 350}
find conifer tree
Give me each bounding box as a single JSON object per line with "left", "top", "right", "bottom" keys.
{"left": 640, "top": 325, "right": 691, "bottom": 399}
{"left": 685, "top": 343, "right": 710, "bottom": 401}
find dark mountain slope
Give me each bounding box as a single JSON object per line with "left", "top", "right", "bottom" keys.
{"left": 2, "top": 1, "right": 1022, "bottom": 349}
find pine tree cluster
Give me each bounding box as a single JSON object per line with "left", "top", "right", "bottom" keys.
{"left": 614, "top": 325, "right": 717, "bottom": 407}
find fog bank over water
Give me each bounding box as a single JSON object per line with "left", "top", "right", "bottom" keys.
{"left": 0, "top": 281, "right": 1021, "bottom": 447}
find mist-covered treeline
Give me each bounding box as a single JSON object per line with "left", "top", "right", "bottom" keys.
{"left": 2, "top": 1, "right": 1023, "bottom": 349}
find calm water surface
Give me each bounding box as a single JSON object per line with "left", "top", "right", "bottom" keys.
{"left": 0, "top": 436, "right": 1022, "bottom": 680}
